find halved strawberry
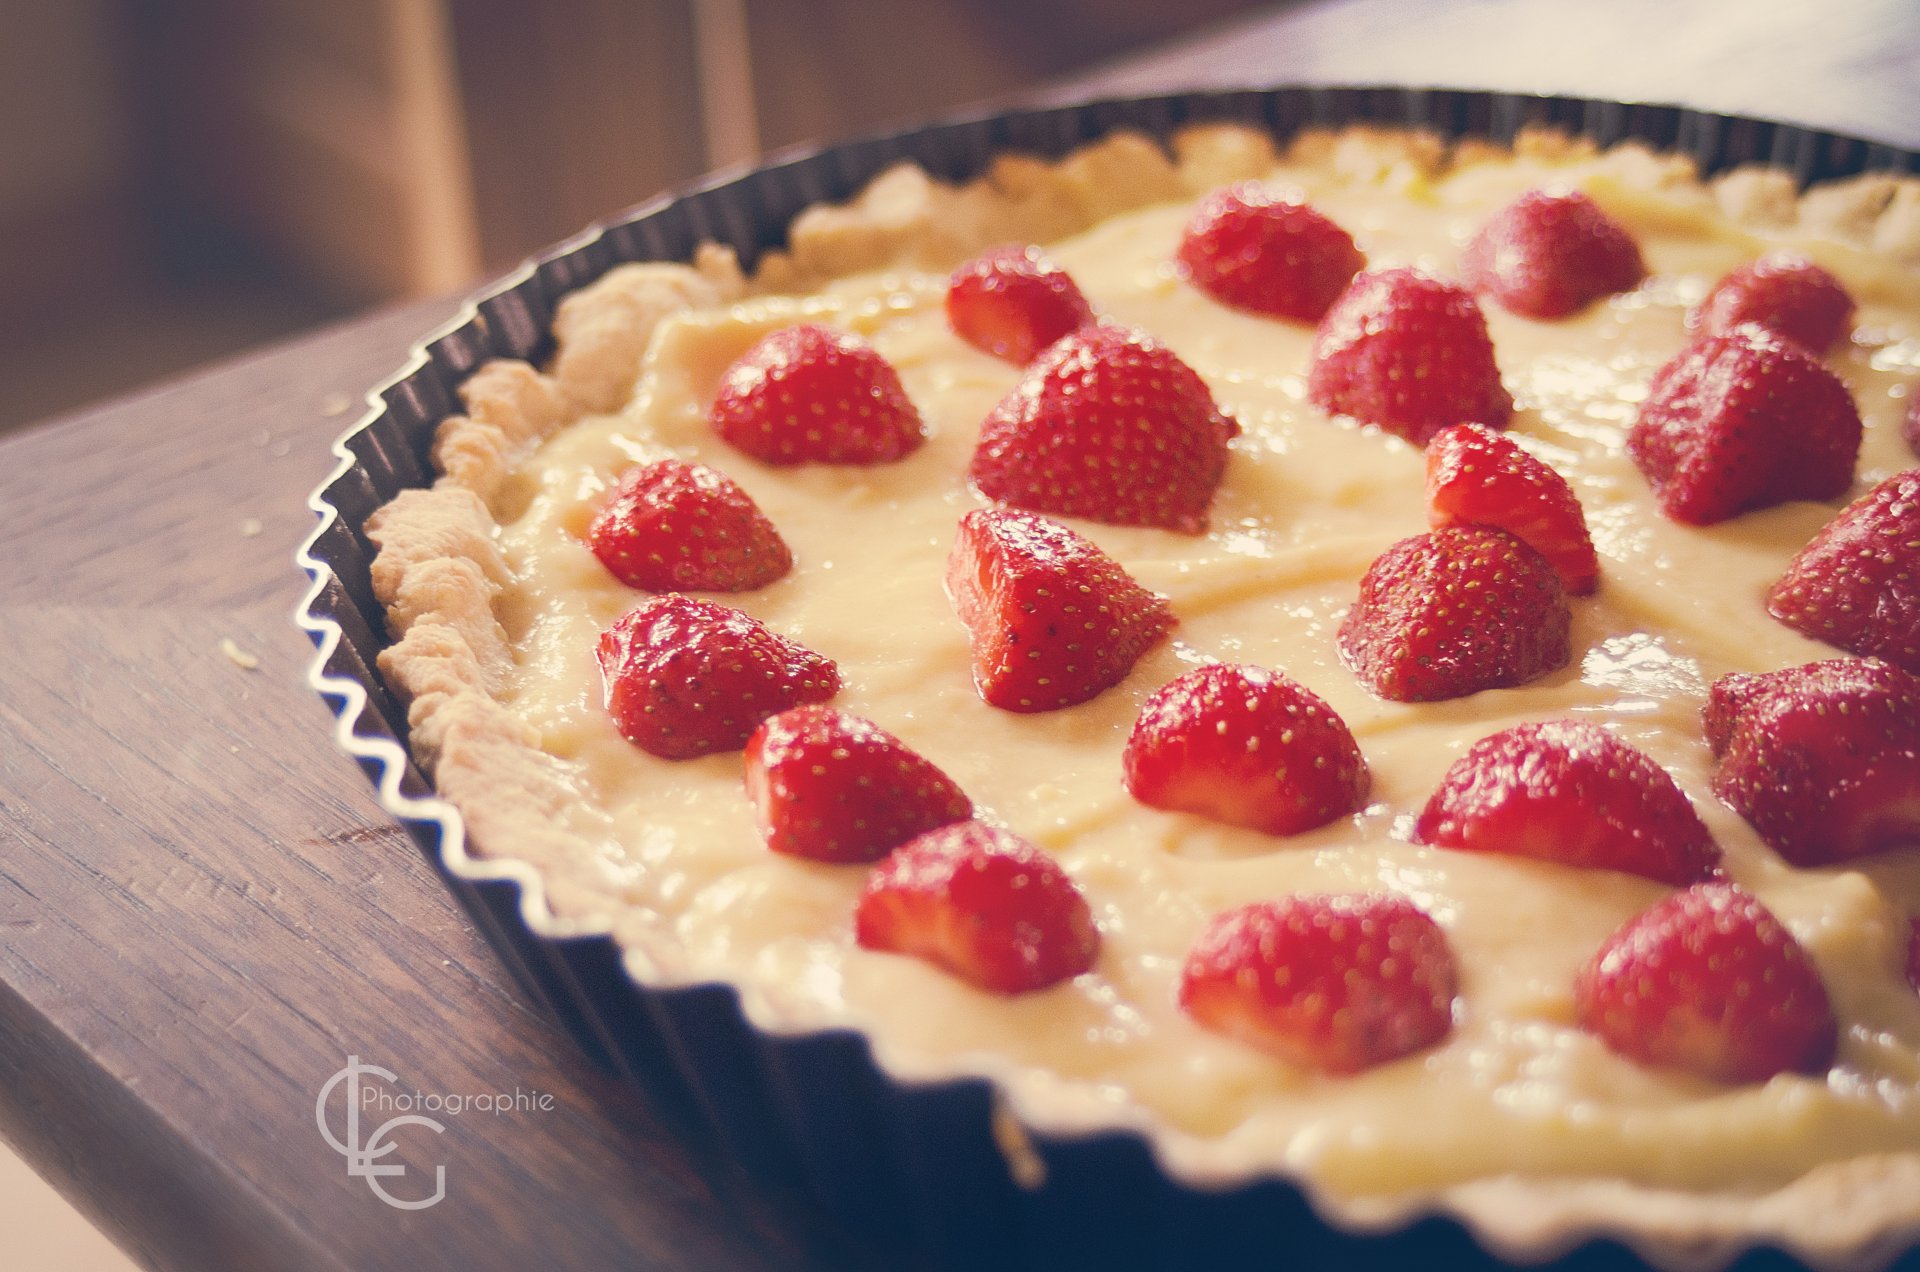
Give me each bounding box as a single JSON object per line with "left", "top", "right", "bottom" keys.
{"left": 1425, "top": 422, "right": 1599, "bottom": 595}
{"left": 1627, "top": 322, "right": 1861, "bottom": 525}
{"left": 1122, "top": 663, "right": 1368, "bottom": 835}
{"left": 1306, "top": 267, "right": 1513, "bottom": 445}
{"left": 946, "top": 245, "right": 1094, "bottom": 364}
{"left": 744, "top": 706, "right": 972, "bottom": 863}
{"left": 946, "top": 508, "right": 1174, "bottom": 712}
{"left": 1338, "top": 526, "right": 1571, "bottom": 702}
{"left": 710, "top": 323, "right": 924, "bottom": 465}
{"left": 1413, "top": 720, "right": 1719, "bottom": 885}
{"left": 1461, "top": 188, "right": 1646, "bottom": 320}
{"left": 1175, "top": 184, "right": 1365, "bottom": 322}
{"left": 597, "top": 595, "right": 840, "bottom": 760}
{"left": 854, "top": 820, "right": 1098, "bottom": 994}
{"left": 1706, "top": 658, "right": 1920, "bottom": 866}
{"left": 969, "top": 323, "right": 1239, "bottom": 534}
{"left": 1179, "top": 894, "right": 1457, "bottom": 1073}
{"left": 1690, "top": 253, "right": 1855, "bottom": 354}
{"left": 1575, "top": 882, "right": 1836, "bottom": 1084}
{"left": 1766, "top": 469, "right": 1920, "bottom": 673}
{"left": 586, "top": 458, "right": 792, "bottom": 592}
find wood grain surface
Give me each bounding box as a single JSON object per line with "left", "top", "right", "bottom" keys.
{"left": 3, "top": 3, "right": 1917, "bottom": 1270}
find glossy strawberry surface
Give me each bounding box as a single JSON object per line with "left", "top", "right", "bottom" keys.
{"left": 710, "top": 323, "right": 925, "bottom": 465}
{"left": 1691, "top": 252, "right": 1855, "bottom": 354}
{"left": 970, "top": 323, "right": 1239, "bottom": 534}
{"left": 1461, "top": 187, "right": 1646, "bottom": 319}
{"left": 1425, "top": 422, "right": 1598, "bottom": 595}
{"left": 946, "top": 244, "right": 1094, "bottom": 364}
{"left": 855, "top": 820, "right": 1098, "bottom": 994}
{"left": 1122, "top": 663, "right": 1369, "bottom": 836}
{"left": 744, "top": 706, "right": 971, "bottom": 863}
{"left": 586, "top": 458, "right": 791, "bottom": 592}
{"left": 1766, "top": 469, "right": 1920, "bottom": 674}
{"left": 1575, "top": 882, "right": 1836, "bottom": 1084}
{"left": 1176, "top": 184, "right": 1364, "bottom": 322}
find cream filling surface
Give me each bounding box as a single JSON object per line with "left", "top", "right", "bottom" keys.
{"left": 492, "top": 151, "right": 1920, "bottom": 1199}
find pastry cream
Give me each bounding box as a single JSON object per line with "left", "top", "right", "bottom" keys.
{"left": 367, "top": 127, "right": 1920, "bottom": 1252}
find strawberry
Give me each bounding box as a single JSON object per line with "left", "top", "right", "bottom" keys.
{"left": 1425, "top": 422, "right": 1599, "bottom": 595}
{"left": 1122, "top": 664, "right": 1369, "bottom": 836}
{"left": 744, "top": 706, "right": 971, "bottom": 863}
{"left": 1175, "top": 184, "right": 1365, "bottom": 322}
{"left": 1626, "top": 322, "right": 1861, "bottom": 525}
{"left": 1338, "top": 526, "right": 1571, "bottom": 702}
{"left": 945, "top": 509, "right": 1174, "bottom": 712}
{"left": 597, "top": 595, "right": 840, "bottom": 760}
{"left": 854, "top": 820, "right": 1098, "bottom": 994}
{"left": 586, "top": 458, "right": 792, "bottom": 592}
{"left": 1306, "top": 267, "right": 1513, "bottom": 445}
{"left": 969, "top": 323, "right": 1239, "bottom": 534}
{"left": 709, "top": 323, "right": 924, "bottom": 465}
{"left": 1179, "top": 894, "right": 1457, "bottom": 1073}
{"left": 945, "top": 245, "right": 1094, "bottom": 364}
{"left": 1690, "top": 253, "right": 1855, "bottom": 354}
{"left": 1575, "top": 882, "right": 1836, "bottom": 1084}
{"left": 1462, "top": 187, "right": 1646, "bottom": 320}
{"left": 1765, "top": 469, "right": 1920, "bottom": 673}
{"left": 1705, "top": 658, "right": 1920, "bottom": 866}
{"left": 1413, "top": 720, "right": 1720, "bottom": 885}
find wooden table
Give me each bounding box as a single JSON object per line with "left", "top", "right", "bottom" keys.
{"left": 4, "top": 4, "right": 1916, "bottom": 1270}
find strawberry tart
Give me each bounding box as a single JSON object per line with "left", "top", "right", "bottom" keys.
{"left": 363, "top": 121, "right": 1920, "bottom": 1264}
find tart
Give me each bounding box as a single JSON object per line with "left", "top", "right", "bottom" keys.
{"left": 357, "top": 114, "right": 1920, "bottom": 1266}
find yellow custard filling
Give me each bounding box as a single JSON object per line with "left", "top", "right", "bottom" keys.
{"left": 464, "top": 142, "right": 1920, "bottom": 1205}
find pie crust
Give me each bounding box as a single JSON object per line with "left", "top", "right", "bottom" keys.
{"left": 362, "top": 122, "right": 1920, "bottom": 1267}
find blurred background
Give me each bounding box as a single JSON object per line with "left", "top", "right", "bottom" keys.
{"left": 0, "top": 0, "right": 1265, "bottom": 435}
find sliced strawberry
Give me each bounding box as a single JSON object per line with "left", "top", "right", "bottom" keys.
{"left": 1461, "top": 188, "right": 1646, "bottom": 320}
{"left": 1425, "top": 422, "right": 1599, "bottom": 595}
{"left": 1175, "top": 184, "right": 1365, "bottom": 322}
{"left": 1766, "top": 469, "right": 1920, "bottom": 674}
{"left": 854, "top": 820, "right": 1098, "bottom": 994}
{"left": 1690, "top": 253, "right": 1855, "bottom": 354}
{"left": 969, "top": 323, "right": 1238, "bottom": 534}
{"left": 1627, "top": 322, "right": 1861, "bottom": 525}
{"left": 1338, "top": 526, "right": 1570, "bottom": 702}
{"left": 586, "top": 458, "right": 792, "bottom": 592}
{"left": 945, "top": 508, "right": 1173, "bottom": 712}
{"left": 1179, "top": 894, "right": 1457, "bottom": 1073}
{"left": 1306, "top": 267, "right": 1513, "bottom": 445}
{"left": 744, "top": 706, "right": 971, "bottom": 863}
{"left": 1575, "top": 882, "right": 1836, "bottom": 1084}
{"left": 709, "top": 323, "right": 924, "bottom": 465}
{"left": 1413, "top": 720, "right": 1719, "bottom": 885}
{"left": 1122, "top": 664, "right": 1369, "bottom": 836}
{"left": 946, "top": 245, "right": 1094, "bottom": 364}
{"left": 597, "top": 595, "right": 840, "bottom": 760}
{"left": 1706, "top": 657, "right": 1920, "bottom": 866}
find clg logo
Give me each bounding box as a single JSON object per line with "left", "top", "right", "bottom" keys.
{"left": 315, "top": 1056, "right": 448, "bottom": 1210}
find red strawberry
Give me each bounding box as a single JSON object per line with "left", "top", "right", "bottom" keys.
{"left": 1179, "top": 894, "right": 1457, "bottom": 1073}
{"left": 946, "top": 245, "right": 1094, "bottom": 364}
{"left": 1122, "top": 664, "right": 1369, "bottom": 835}
{"left": 1575, "top": 882, "right": 1836, "bottom": 1084}
{"left": 1765, "top": 469, "right": 1920, "bottom": 673}
{"left": 969, "top": 323, "right": 1239, "bottom": 534}
{"left": 945, "top": 509, "right": 1174, "bottom": 712}
{"left": 744, "top": 706, "right": 971, "bottom": 863}
{"left": 586, "top": 458, "right": 792, "bottom": 592}
{"left": 1691, "top": 253, "right": 1855, "bottom": 354}
{"left": 597, "top": 595, "right": 840, "bottom": 760}
{"left": 854, "top": 820, "right": 1098, "bottom": 994}
{"left": 1705, "top": 658, "right": 1920, "bottom": 866}
{"left": 709, "top": 323, "right": 924, "bottom": 465}
{"left": 1461, "top": 188, "right": 1646, "bottom": 320}
{"left": 1413, "top": 720, "right": 1719, "bottom": 885}
{"left": 1306, "top": 267, "right": 1513, "bottom": 445}
{"left": 1425, "top": 422, "right": 1599, "bottom": 595}
{"left": 1175, "top": 184, "right": 1365, "bottom": 322}
{"left": 1338, "top": 526, "right": 1570, "bottom": 702}
{"left": 1627, "top": 322, "right": 1861, "bottom": 525}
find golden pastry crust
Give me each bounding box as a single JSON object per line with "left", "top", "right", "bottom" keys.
{"left": 364, "top": 122, "right": 1920, "bottom": 1267}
